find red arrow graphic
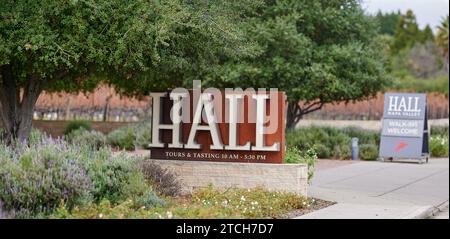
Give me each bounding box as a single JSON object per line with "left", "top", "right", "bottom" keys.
{"left": 394, "top": 141, "right": 408, "bottom": 152}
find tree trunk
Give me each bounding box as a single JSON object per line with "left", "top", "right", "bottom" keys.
{"left": 285, "top": 100, "right": 325, "bottom": 130}
{"left": 286, "top": 102, "right": 302, "bottom": 129}
{"left": 102, "top": 94, "right": 112, "bottom": 122}
{"left": 0, "top": 65, "right": 44, "bottom": 144}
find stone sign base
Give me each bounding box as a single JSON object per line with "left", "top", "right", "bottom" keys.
{"left": 145, "top": 159, "right": 308, "bottom": 196}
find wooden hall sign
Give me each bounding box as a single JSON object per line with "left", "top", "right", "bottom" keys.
{"left": 149, "top": 89, "right": 286, "bottom": 163}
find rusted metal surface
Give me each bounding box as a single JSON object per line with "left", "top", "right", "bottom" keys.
{"left": 150, "top": 91, "right": 286, "bottom": 164}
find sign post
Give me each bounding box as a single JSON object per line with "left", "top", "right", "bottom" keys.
{"left": 379, "top": 93, "right": 429, "bottom": 163}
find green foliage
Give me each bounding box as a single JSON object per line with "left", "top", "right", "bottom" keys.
{"left": 141, "top": 162, "right": 182, "bottom": 197}
{"left": 204, "top": 0, "right": 388, "bottom": 119}
{"left": 80, "top": 150, "right": 149, "bottom": 204}
{"left": 0, "top": 135, "right": 162, "bottom": 217}
{"left": 375, "top": 11, "right": 402, "bottom": 35}
{"left": 67, "top": 129, "right": 106, "bottom": 149}
{"left": 286, "top": 126, "right": 370, "bottom": 159}
{"left": 106, "top": 123, "right": 152, "bottom": 150}
{"left": 0, "top": 0, "right": 258, "bottom": 92}
{"left": 436, "top": 15, "right": 449, "bottom": 56}
{"left": 342, "top": 127, "right": 381, "bottom": 146}
{"left": 287, "top": 126, "right": 449, "bottom": 159}
{"left": 0, "top": 139, "right": 92, "bottom": 217}
{"left": 385, "top": 10, "right": 446, "bottom": 85}
{"left": 391, "top": 10, "right": 422, "bottom": 54}
{"left": 286, "top": 126, "right": 379, "bottom": 159}
{"left": 429, "top": 136, "right": 449, "bottom": 157}
{"left": 431, "top": 125, "right": 449, "bottom": 137}
{"left": 186, "top": 186, "right": 310, "bottom": 219}
{"left": 51, "top": 198, "right": 164, "bottom": 219}
{"left": 0, "top": 0, "right": 260, "bottom": 142}
{"left": 133, "top": 123, "right": 152, "bottom": 149}
{"left": 392, "top": 76, "right": 449, "bottom": 95}
{"left": 313, "top": 143, "right": 332, "bottom": 159}
{"left": 421, "top": 25, "right": 434, "bottom": 43}
{"left": 284, "top": 147, "right": 317, "bottom": 182}
{"left": 52, "top": 186, "right": 312, "bottom": 219}
{"left": 333, "top": 145, "right": 352, "bottom": 160}
{"left": 28, "top": 128, "right": 49, "bottom": 145}
{"left": 1, "top": 128, "right": 48, "bottom": 144}
{"left": 359, "top": 144, "right": 379, "bottom": 161}
{"left": 63, "top": 120, "right": 92, "bottom": 136}
{"left": 134, "top": 190, "right": 168, "bottom": 209}
{"left": 107, "top": 126, "right": 137, "bottom": 151}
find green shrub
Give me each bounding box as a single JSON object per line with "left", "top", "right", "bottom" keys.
{"left": 392, "top": 76, "right": 449, "bottom": 96}
{"left": 1, "top": 128, "right": 46, "bottom": 145}
{"left": 80, "top": 150, "right": 149, "bottom": 204}
{"left": 430, "top": 136, "right": 449, "bottom": 157}
{"left": 333, "top": 145, "right": 352, "bottom": 159}
{"left": 430, "top": 125, "right": 449, "bottom": 138}
{"left": 314, "top": 143, "right": 331, "bottom": 158}
{"left": 63, "top": 120, "right": 92, "bottom": 136}
{"left": 67, "top": 129, "right": 106, "bottom": 149}
{"left": 0, "top": 139, "right": 92, "bottom": 217}
{"left": 133, "top": 123, "right": 152, "bottom": 149}
{"left": 359, "top": 144, "right": 379, "bottom": 161}
{"left": 107, "top": 126, "right": 136, "bottom": 150}
{"left": 134, "top": 190, "right": 168, "bottom": 209}
{"left": 106, "top": 123, "right": 152, "bottom": 150}
{"left": 0, "top": 135, "right": 161, "bottom": 218}
{"left": 284, "top": 147, "right": 317, "bottom": 182}
{"left": 28, "top": 128, "right": 48, "bottom": 144}
{"left": 141, "top": 162, "right": 182, "bottom": 197}
{"left": 287, "top": 126, "right": 379, "bottom": 160}
{"left": 342, "top": 127, "right": 380, "bottom": 146}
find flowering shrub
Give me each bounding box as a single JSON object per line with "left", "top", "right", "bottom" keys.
{"left": 284, "top": 147, "right": 317, "bottom": 182}
{"left": 67, "top": 129, "right": 106, "bottom": 149}
{"left": 141, "top": 161, "right": 182, "bottom": 197}
{"left": 106, "top": 123, "right": 152, "bottom": 150}
{"left": 0, "top": 136, "right": 163, "bottom": 217}
{"left": 286, "top": 126, "right": 377, "bottom": 159}
{"left": 63, "top": 120, "right": 92, "bottom": 136}
{"left": 359, "top": 144, "right": 379, "bottom": 161}
{"left": 107, "top": 126, "right": 136, "bottom": 151}
{"left": 0, "top": 138, "right": 92, "bottom": 217}
{"left": 82, "top": 150, "right": 149, "bottom": 204}
{"left": 430, "top": 135, "right": 449, "bottom": 157}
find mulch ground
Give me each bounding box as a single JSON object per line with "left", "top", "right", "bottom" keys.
{"left": 279, "top": 198, "right": 336, "bottom": 219}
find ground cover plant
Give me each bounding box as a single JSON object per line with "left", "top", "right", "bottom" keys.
{"left": 51, "top": 186, "right": 317, "bottom": 219}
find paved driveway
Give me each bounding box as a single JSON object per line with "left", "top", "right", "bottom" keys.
{"left": 299, "top": 158, "right": 449, "bottom": 219}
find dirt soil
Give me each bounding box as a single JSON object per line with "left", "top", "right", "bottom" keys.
{"left": 279, "top": 198, "right": 336, "bottom": 219}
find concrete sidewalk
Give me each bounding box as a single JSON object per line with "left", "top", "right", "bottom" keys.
{"left": 298, "top": 158, "right": 449, "bottom": 219}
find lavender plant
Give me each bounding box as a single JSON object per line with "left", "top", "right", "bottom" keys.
{"left": 0, "top": 134, "right": 162, "bottom": 218}
{"left": 0, "top": 138, "right": 92, "bottom": 217}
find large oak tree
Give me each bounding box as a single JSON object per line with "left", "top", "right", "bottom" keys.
{"left": 204, "top": 0, "right": 389, "bottom": 129}
{"left": 0, "top": 0, "right": 258, "bottom": 143}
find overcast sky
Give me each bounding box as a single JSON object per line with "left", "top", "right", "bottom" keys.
{"left": 362, "top": 0, "right": 449, "bottom": 30}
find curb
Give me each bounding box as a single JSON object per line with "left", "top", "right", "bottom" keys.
{"left": 412, "top": 201, "right": 449, "bottom": 219}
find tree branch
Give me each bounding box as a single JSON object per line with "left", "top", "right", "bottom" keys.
{"left": 300, "top": 101, "right": 324, "bottom": 115}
